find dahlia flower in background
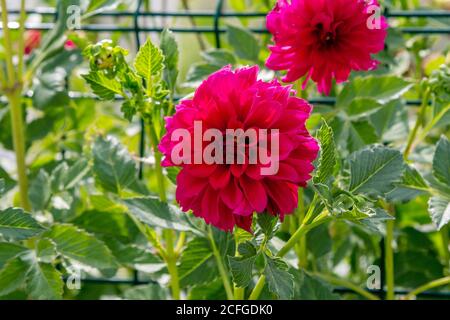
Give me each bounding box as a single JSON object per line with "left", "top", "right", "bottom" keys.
{"left": 266, "top": 0, "right": 388, "bottom": 95}
{"left": 159, "top": 66, "right": 319, "bottom": 232}
{"left": 24, "top": 30, "right": 41, "bottom": 55}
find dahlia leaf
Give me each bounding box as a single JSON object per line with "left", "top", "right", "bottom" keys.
{"left": 92, "top": 136, "right": 137, "bottom": 194}
{"left": 257, "top": 213, "right": 278, "bottom": 239}
{"left": 0, "top": 179, "right": 4, "bottom": 198}
{"left": 314, "top": 121, "right": 337, "bottom": 185}
{"left": 82, "top": 71, "right": 123, "bottom": 100}
{"left": 428, "top": 197, "right": 450, "bottom": 230}
{"left": 178, "top": 237, "right": 218, "bottom": 287}
{"left": 291, "top": 269, "right": 339, "bottom": 300}
{"left": 0, "top": 256, "right": 30, "bottom": 297}
{"left": 347, "top": 120, "right": 379, "bottom": 153}
{"left": 123, "top": 197, "right": 196, "bottom": 233}
{"left": 134, "top": 37, "right": 165, "bottom": 90}
{"left": 44, "top": 224, "right": 117, "bottom": 269}
{"left": 228, "top": 241, "right": 258, "bottom": 288}
{"left": 226, "top": 25, "right": 260, "bottom": 62}
{"left": 264, "top": 255, "right": 294, "bottom": 300}
{"left": 160, "top": 29, "right": 179, "bottom": 92}
{"left": 347, "top": 98, "right": 384, "bottom": 119}
{"left": 337, "top": 75, "right": 413, "bottom": 107}
{"left": 0, "top": 243, "right": 28, "bottom": 269}
{"left": 348, "top": 146, "right": 405, "bottom": 198}
{"left": 432, "top": 136, "right": 450, "bottom": 186}
{"left": 26, "top": 261, "right": 64, "bottom": 300}
{"left": 387, "top": 165, "right": 429, "bottom": 202}
{"left": 0, "top": 208, "right": 46, "bottom": 240}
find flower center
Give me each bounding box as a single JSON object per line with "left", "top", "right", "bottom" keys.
{"left": 311, "top": 14, "right": 341, "bottom": 47}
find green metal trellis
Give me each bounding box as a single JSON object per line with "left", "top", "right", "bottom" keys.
{"left": 2, "top": 0, "right": 450, "bottom": 299}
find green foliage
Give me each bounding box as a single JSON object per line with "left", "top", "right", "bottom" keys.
{"left": 264, "top": 255, "right": 294, "bottom": 300}
{"left": 92, "top": 136, "right": 137, "bottom": 194}
{"left": 0, "top": 208, "right": 45, "bottom": 240}
{"left": 228, "top": 241, "right": 258, "bottom": 288}
{"left": 226, "top": 25, "right": 260, "bottom": 62}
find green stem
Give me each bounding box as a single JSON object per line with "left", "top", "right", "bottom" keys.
{"left": 8, "top": 92, "right": 31, "bottom": 211}
{"left": 385, "top": 219, "right": 395, "bottom": 300}
{"left": 208, "top": 226, "right": 234, "bottom": 300}
{"left": 233, "top": 233, "right": 245, "bottom": 300}
{"left": 404, "top": 276, "right": 450, "bottom": 300}
{"left": 403, "top": 88, "right": 431, "bottom": 160}
{"left": 440, "top": 226, "right": 450, "bottom": 274}
{"left": 148, "top": 124, "right": 167, "bottom": 202}
{"left": 164, "top": 229, "right": 181, "bottom": 300}
{"left": 416, "top": 103, "right": 450, "bottom": 145}
{"left": 314, "top": 273, "right": 380, "bottom": 300}
{"left": 249, "top": 212, "right": 331, "bottom": 300}
{"left": 297, "top": 189, "right": 308, "bottom": 268}
{"left": 248, "top": 275, "right": 266, "bottom": 300}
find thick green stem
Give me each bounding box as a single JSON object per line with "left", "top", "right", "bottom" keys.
{"left": 385, "top": 219, "right": 395, "bottom": 300}
{"left": 148, "top": 125, "right": 167, "bottom": 202}
{"left": 8, "top": 92, "right": 31, "bottom": 211}
{"left": 208, "top": 226, "right": 234, "bottom": 300}
{"left": 248, "top": 275, "right": 266, "bottom": 300}
{"left": 164, "top": 229, "right": 181, "bottom": 300}
{"left": 297, "top": 189, "right": 308, "bottom": 268}
{"left": 314, "top": 273, "right": 380, "bottom": 300}
{"left": 249, "top": 212, "right": 331, "bottom": 300}
{"left": 233, "top": 233, "right": 245, "bottom": 300}
{"left": 404, "top": 276, "right": 450, "bottom": 300}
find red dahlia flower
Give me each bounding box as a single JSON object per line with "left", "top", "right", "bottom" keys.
{"left": 159, "top": 66, "right": 319, "bottom": 232}
{"left": 266, "top": 0, "right": 388, "bottom": 95}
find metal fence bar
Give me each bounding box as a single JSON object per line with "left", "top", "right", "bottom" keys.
{"left": 5, "top": 9, "right": 450, "bottom": 18}
{"left": 3, "top": 23, "right": 450, "bottom": 34}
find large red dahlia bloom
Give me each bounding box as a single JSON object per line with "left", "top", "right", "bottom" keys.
{"left": 159, "top": 66, "right": 319, "bottom": 232}
{"left": 266, "top": 0, "right": 388, "bottom": 95}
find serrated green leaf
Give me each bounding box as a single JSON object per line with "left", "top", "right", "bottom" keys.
{"left": 387, "top": 165, "right": 429, "bottom": 202}
{"left": 44, "top": 224, "right": 117, "bottom": 269}
{"left": 92, "top": 136, "right": 137, "bottom": 194}
{"left": 178, "top": 237, "right": 217, "bottom": 287}
{"left": 134, "top": 38, "right": 164, "bottom": 87}
{"left": 257, "top": 213, "right": 277, "bottom": 238}
{"left": 291, "top": 269, "right": 339, "bottom": 300}
{"left": 0, "top": 243, "right": 28, "bottom": 269}
{"left": 227, "top": 25, "right": 260, "bottom": 62}
{"left": 0, "top": 256, "right": 30, "bottom": 296}
{"left": 0, "top": 208, "right": 45, "bottom": 240}
{"left": 264, "top": 255, "right": 294, "bottom": 300}
{"left": 428, "top": 197, "right": 450, "bottom": 230}
{"left": 26, "top": 261, "right": 63, "bottom": 300}
{"left": 228, "top": 241, "right": 258, "bottom": 288}
{"left": 314, "top": 121, "right": 337, "bottom": 185}
{"left": 433, "top": 136, "right": 450, "bottom": 186}
{"left": 123, "top": 283, "right": 167, "bottom": 300}
{"left": 123, "top": 196, "right": 196, "bottom": 232}
{"left": 160, "top": 29, "right": 179, "bottom": 92}
{"left": 348, "top": 146, "right": 405, "bottom": 197}
{"left": 82, "top": 71, "right": 122, "bottom": 100}
{"left": 36, "top": 239, "right": 57, "bottom": 263}
{"left": 337, "top": 75, "right": 413, "bottom": 107}
{"left": 62, "top": 159, "right": 90, "bottom": 190}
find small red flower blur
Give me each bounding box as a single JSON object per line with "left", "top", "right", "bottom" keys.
{"left": 159, "top": 66, "right": 319, "bottom": 232}
{"left": 24, "top": 30, "right": 41, "bottom": 55}
{"left": 265, "top": 0, "right": 388, "bottom": 95}
{"left": 64, "top": 39, "right": 77, "bottom": 51}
